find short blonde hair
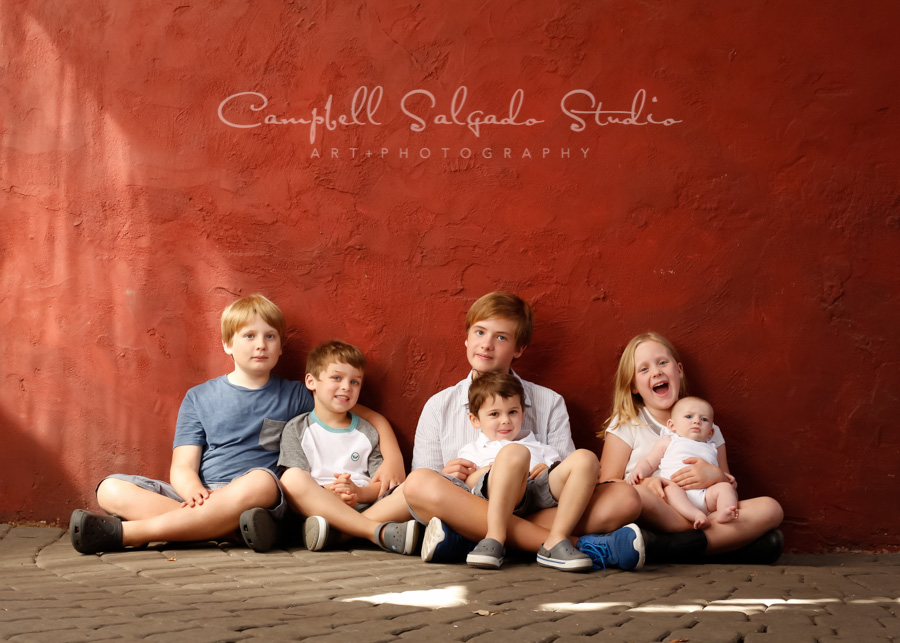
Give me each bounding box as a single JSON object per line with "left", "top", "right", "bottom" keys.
{"left": 468, "top": 371, "right": 525, "bottom": 417}
{"left": 599, "top": 332, "right": 688, "bottom": 438}
{"left": 221, "top": 294, "right": 286, "bottom": 346}
{"left": 306, "top": 340, "right": 366, "bottom": 379}
{"left": 465, "top": 292, "right": 534, "bottom": 349}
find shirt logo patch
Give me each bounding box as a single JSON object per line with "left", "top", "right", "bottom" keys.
{"left": 351, "top": 452, "right": 360, "bottom": 462}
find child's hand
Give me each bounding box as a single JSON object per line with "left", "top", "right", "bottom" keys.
{"left": 371, "top": 459, "right": 406, "bottom": 498}
{"left": 181, "top": 487, "right": 212, "bottom": 508}
{"left": 726, "top": 473, "right": 737, "bottom": 490}
{"left": 326, "top": 473, "right": 359, "bottom": 507}
{"left": 626, "top": 471, "right": 642, "bottom": 486}
{"left": 529, "top": 463, "right": 549, "bottom": 479}
{"left": 442, "top": 458, "right": 477, "bottom": 482}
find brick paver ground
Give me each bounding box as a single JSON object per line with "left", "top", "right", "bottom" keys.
{"left": 1, "top": 524, "right": 897, "bottom": 641}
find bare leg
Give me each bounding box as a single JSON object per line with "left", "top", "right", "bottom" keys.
{"left": 118, "top": 470, "right": 279, "bottom": 546}
{"left": 404, "top": 468, "right": 551, "bottom": 551}
{"left": 280, "top": 468, "right": 411, "bottom": 546}
{"left": 635, "top": 486, "right": 783, "bottom": 554}
{"left": 97, "top": 478, "right": 183, "bottom": 520}
{"left": 544, "top": 449, "right": 600, "bottom": 548}
{"left": 705, "top": 482, "right": 739, "bottom": 524}
{"left": 663, "top": 482, "right": 708, "bottom": 529}
{"left": 484, "top": 445, "right": 530, "bottom": 545}
{"left": 529, "top": 479, "right": 641, "bottom": 536}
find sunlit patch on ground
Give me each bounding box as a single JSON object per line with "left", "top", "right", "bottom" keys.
{"left": 343, "top": 585, "right": 469, "bottom": 608}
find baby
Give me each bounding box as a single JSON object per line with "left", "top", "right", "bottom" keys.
{"left": 626, "top": 396, "right": 739, "bottom": 529}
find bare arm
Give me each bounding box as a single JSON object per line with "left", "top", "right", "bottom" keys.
{"left": 626, "top": 439, "right": 669, "bottom": 485}
{"left": 169, "top": 445, "right": 208, "bottom": 507}
{"left": 598, "top": 433, "right": 631, "bottom": 481}
{"left": 353, "top": 404, "right": 405, "bottom": 495}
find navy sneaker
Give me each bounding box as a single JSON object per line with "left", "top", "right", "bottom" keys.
{"left": 421, "top": 517, "right": 476, "bottom": 563}
{"left": 576, "top": 523, "right": 645, "bottom": 571}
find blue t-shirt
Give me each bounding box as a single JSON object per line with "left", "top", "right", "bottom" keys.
{"left": 174, "top": 375, "right": 313, "bottom": 485}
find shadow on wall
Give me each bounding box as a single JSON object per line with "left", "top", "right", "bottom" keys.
{"left": 0, "top": 405, "right": 80, "bottom": 527}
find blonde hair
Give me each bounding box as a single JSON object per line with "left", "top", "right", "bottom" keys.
{"left": 306, "top": 340, "right": 366, "bottom": 379}
{"left": 598, "top": 332, "right": 688, "bottom": 439}
{"left": 465, "top": 292, "right": 534, "bottom": 349}
{"left": 221, "top": 294, "right": 286, "bottom": 346}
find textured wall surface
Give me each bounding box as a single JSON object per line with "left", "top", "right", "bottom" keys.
{"left": 1, "top": 1, "right": 898, "bottom": 552}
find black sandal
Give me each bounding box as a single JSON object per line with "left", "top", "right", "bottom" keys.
{"left": 70, "top": 509, "right": 124, "bottom": 554}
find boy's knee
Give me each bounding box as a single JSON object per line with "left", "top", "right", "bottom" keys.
{"left": 280, "top": 467, "right": 315, "bottom": 492}
{"left": 96, "top": 478, "right": 133, "bottom": 514}
{"left": 232, "top": 470, "right": 279, "bottom": 507}
{"left": 568, "top": 449, "right": 600, "bottom": 472}
{"left": 404, "top": 469, "right": 450, "bottom": 507}
{"left": 496, "top": 443, "right": 530, "bottom": 468}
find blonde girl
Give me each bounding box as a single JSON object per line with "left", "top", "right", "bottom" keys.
{"left": 599, "top": 332, "right": 784, "bottom": 562}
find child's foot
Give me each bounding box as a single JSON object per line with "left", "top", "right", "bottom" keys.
{"left": 576, "top": 523, "right": 645, "bottom": 571}
{"left": 716, "top": 505, "right": 739, "bottom": 524}
{"left": 375, "top": 520, "right": 422, "bottom": 555}
{"left": 421, "top": 517, "right": 476, "bottom": 563}
{"left": 466, "top": 538, "right": 505, "bottom": 569}
{"left": 304, "top": 516, "right": 341, "bottom": 551}
{"left": 70, "top": 510, "right": 124, "bottom": 554}
{"left": 693, "top": 513, "right": 710, "bottom": 530}
{"left": 239, "top": 507, "right": 279, "bottom": 553}
{"left": 537, "top": 540, "right": 593, "bottom": 572}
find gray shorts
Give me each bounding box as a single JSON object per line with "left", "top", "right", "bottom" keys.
{"left": 101, "top": 467, "right": 288, "bottom": 519}
{"left": 472, "top": 468, "right": 558, "bottom": 517}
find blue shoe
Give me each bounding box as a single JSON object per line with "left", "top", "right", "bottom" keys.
{"left": 421, "top": 517, "right": 476, "bottom": 563}
{"left": 577, "top": 523, "right": 645, "bottom": 571}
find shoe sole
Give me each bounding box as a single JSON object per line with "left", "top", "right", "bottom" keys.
{"left": 304, "top": 516, "right": 329, "bottom": 551}
{"left": 466, "top": 553, "right": 503, "bottom": 569}
{"left": 421, "top": 517, "right": 446, "bottom": 562}
{"left": 536, "top": 554, "right": 593, "bottom": 572}
{"left": 625, "top": 523, "right": 646, "bottom": 571}
{"left": 239, "top": 508, "right": 277, "bottom": 553}
{"left": 400, "top": 521, "right": 423, "bottom": 555}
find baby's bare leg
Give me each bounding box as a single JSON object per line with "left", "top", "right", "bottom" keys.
{"left": 663, "top": 482, "right": 709, "bottom": 529}
{"left": 545, "top": 449, "right": 599, "bottom": 549}
{"left": 706, "top": 482, "right": 739, "bottom": 524}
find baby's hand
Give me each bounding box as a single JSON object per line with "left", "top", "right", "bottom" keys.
{"left": 626, "top": 471, "right": 642, "bottom": 485}
{"left": 529, "top": 463, "right": 549, "bottom": 479}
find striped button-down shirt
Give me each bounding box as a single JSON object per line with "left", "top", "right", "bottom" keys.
{"left": 411, "top": 370, "right": 576, "bottom": 472}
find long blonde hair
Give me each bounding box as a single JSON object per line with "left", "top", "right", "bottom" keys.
{"left": 598, "top": 332, "right": 688, "bottom": 439}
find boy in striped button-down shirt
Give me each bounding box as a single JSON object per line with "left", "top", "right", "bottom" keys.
{"left": 405, "top": 292, "right": 646, "bottom": 570}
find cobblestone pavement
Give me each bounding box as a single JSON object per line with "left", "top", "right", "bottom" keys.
{"left": 1, "top": 524, "right": 898, "bottom": 642}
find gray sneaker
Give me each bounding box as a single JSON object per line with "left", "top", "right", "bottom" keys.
{"left": 376, "top": 520, "right": 422, "bottom": 555}
{"left": 304, "top": 516, "right": 341, "bottom": 551}
{"left": 537, "top": 540, "right": 593, "bottom": 572}
{"left": 466, "top": 538, "right": 505, "bottom": 569}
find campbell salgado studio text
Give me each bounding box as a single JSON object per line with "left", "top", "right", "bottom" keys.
{"left": 217, "top": 86, "right": 683, "bottom": 144}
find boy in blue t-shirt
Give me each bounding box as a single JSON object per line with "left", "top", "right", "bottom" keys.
{"left": 70, "top": 294, "right": 403, "bottom": 554}
{"left": 278, "top": 340, "right": 419, "bottom": 554}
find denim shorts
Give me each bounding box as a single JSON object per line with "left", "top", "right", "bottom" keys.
{"left": 472, "top": 468, "right": 558, "bottom": 517}
{"left": 101, "top": 467, "right": 287, "bottom": 519}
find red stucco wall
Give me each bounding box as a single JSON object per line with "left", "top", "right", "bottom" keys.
{"left": 1, "top": 1, "right": 898, "bottom": 552}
